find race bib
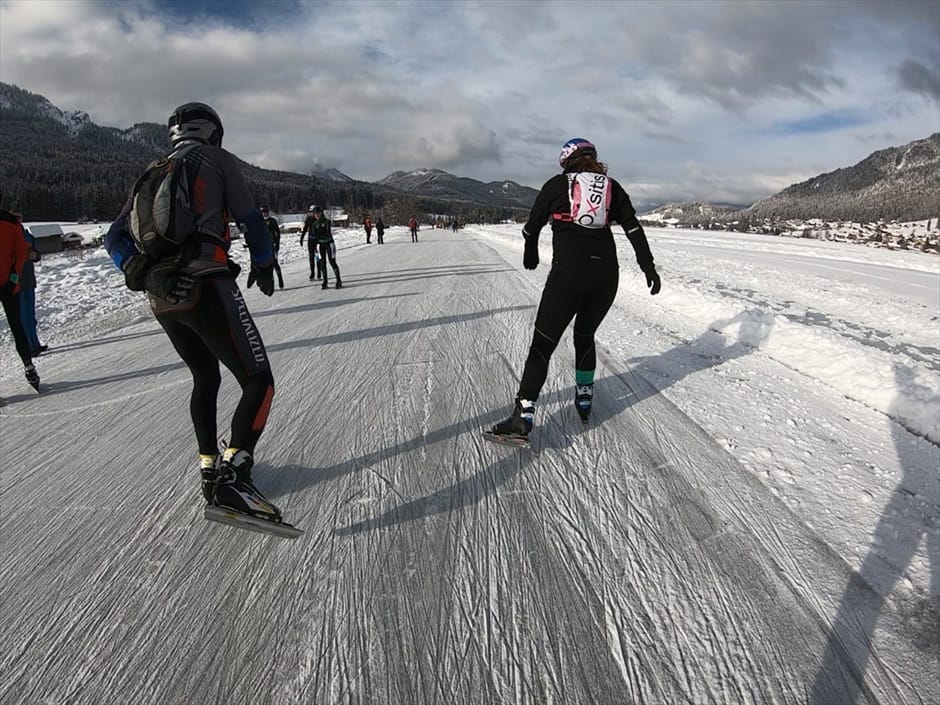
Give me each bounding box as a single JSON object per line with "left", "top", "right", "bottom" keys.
{"left": 567, "top": 173, "right": 611, "bottom": 229}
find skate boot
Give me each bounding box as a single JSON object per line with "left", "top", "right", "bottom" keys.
{"left": 335, "top": 276, "right": 343, "bottom": 289}
{"left": 575, "top": 383, "right": 594, "bottom": 423}
{"left": 24, "top": 363, "right": 40, "bottom": 391}
{"left": 199, "top": 453, "right": 219, "bottom": 503}
{"left": 483, "top": 398, "right": 534, "bottom": 447}
{"left": 212, "top": 448, "right": 282, "bottom": 522}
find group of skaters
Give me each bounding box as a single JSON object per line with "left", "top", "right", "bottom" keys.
{"left": 363, "top": 214, "right": 420, "bottom": 244}
{"left": 5, "top": 100, "right": 661, "bottom": 533}
{"left": 363, "top": 215, "right": 386, "bottom": 244}
{"left": 293, "top": 208, "right": 423, "bottom": 286}
{"left": 253, "top": 203, "right": 426, "bottom": 292}
{"left": 0, "top": 204, "right": 47, "bottom": 393}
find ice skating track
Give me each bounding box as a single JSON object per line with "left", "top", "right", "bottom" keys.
{"left": 1, "top": 231, "right": 935, "bottom": 704}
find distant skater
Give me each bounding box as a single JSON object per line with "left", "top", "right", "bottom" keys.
{"left": 300, "top": 205, "right": 320, "bottom": 280}
{"left": 17, "top": 216, "right": 47, "bottom": 355}
{"left": 409, "top": 215, "right": 418, "bottom": 243}
{"left": 310, "top": 206, "right": 342, "bottom": 289}
{"left": 0, "top": 206, "right": 39, "bottom": 390}
{"left": 259, "top": 204, "right": 284, "bottom": 289}
{"left": 375, "top": 216, "right": 385, "bottom": 244}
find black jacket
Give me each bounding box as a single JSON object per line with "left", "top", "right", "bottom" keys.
{"left": 524, "top": 172, "right": 654, "bottom": 272}
{"left": 264, "top": 216, "right": 281, "bottom": 253}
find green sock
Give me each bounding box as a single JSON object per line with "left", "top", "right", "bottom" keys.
{"left": 575, "top": 369, "right": 595, "bottom": 386}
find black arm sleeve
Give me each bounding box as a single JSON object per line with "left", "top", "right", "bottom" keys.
{"left": 623, "top": 215, "right": 655, "bottom": 273}
{"left": 522, "top": 176, "right": 561, "bottom": 242}
{"left": 610, "top": 179, "right": 655, "bottom": 273}
{"left": 269, "top": 219, "right": 281, "bottom": 250}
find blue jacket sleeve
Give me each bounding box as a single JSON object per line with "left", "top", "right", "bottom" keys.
{"left": 104, "top": 214, "right": 141, "bottom": 271}
{"left": 234, "top": 208, "right": 273, "bottom": 266}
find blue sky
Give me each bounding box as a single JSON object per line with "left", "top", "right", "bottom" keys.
{"left": 153, "top": 0, "right": 307, "bottom": 28}
{"left": 1, "top": 0, "right": 937, "bottom": 208}
{"left": 770, "top": 111, "right": 871, "bottom": 136}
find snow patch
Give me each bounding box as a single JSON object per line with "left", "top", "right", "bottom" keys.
{"left": 36, "top": 97, "right": 91, "bottom": 137}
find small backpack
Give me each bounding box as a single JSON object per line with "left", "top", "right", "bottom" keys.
{"left": 566, "top": 172, "right": 612, "bottom": 229}
{"left": 128, "top": 143, "right": 218, "bottom": 258}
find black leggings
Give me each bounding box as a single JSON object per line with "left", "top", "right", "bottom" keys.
{"left": 318, "top": 242, "right": 341, "bottom": 283}
{"left": 1, "top": 286, "right": 31, "bottom": 365}
{"left": 518, "top": 264, "right": 618, "bottom": 401}
{"left": 156, "top": 277, "right": 274, "bottom": 455}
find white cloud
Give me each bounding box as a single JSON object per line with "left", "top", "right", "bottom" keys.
{"left": 1, "top": 0, "right": 937, "bottom": 208}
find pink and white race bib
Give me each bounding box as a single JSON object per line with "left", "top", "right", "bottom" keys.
{"left": 567, "top": 173, "right": 611, "bottom": 229}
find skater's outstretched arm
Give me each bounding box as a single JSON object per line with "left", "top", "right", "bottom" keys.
{"left": 609, "top": 180, "right": 659, "bottom": 294}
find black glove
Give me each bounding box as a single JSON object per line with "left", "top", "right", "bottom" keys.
{"left": 0, "top": 280, "right": 14, "bottom": 296}
{"left": 144, "top": 262, "right": 196, "bottom": 304}
{"left": 645, "top": 267, "right": 661, "bottom": 295}
{"left": 523, "top": 233, "right": 539, "bottom": 270}
{"left": 250, "top": 262, "right": 275, "bottom": 296}
{"left": 123, "top": 254, "right": 151, "bottom": 292}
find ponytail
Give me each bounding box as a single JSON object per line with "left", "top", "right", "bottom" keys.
{"left": 564, "top": 155, "right": 607, "bottom": 175}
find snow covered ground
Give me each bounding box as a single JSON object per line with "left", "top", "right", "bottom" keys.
{"left": 639, "top": 217, "right": 939, "bottom": 254}
{"left": 1, "top": 223, "right": 938, "bottom": 704}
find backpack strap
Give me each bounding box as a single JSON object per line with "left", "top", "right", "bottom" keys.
{"left": 173, "top": 143, "right": 223, "bottom": 241}
{"left": 194, "top": 208, "right": 221, "bottom": 231}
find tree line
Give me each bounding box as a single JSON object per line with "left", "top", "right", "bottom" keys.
{"left": 0, "top": 96, "right": 527, "bottom": 225}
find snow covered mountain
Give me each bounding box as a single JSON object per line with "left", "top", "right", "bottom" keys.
{"left": 0, "top": 84, "right": 91, "bottom": 137}
{"left": 643, "top": 134, "right": 940, "bottom": 225}
{"left": 638, "top": 201, "right": 743, "bottom": 224}
{"left": 0, "top": 83, "right": 531, "bottom": 222}
{"left": 308, "top": 162, "right": 355, "bottom": 182}
{"left": 118, "top": 122, "right": 171, "bottom": 154}
{"left": 745, "top": 132, "right": 940, "bottom": 222}
{"left": 377, "top": 168, "right": 539, "bottom": 209}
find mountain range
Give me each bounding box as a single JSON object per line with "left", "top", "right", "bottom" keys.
{"left": 0, "top": 83, "right": 533, "bottom": 223}
{"left": 1, "top": 82, "right": 936, "bottom": 225}
{"left": 377, "top": 169, "right": 538, "bottom": 210}
{"left": 640, "top": 133, "right": 940, "bottom": 224}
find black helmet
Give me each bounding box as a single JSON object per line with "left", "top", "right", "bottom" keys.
{"left": 168, "top": 102, "right": 224, "bottom": 146}
{"left": 260, "top": 204, "right": 270, "bottom": 213}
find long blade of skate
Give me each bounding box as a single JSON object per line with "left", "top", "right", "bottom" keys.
{"left": 482, "top": 430, "right": 531, "bottom": 448}
{"left": 204, "top": 506, "right": 304, "bottom": 539}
